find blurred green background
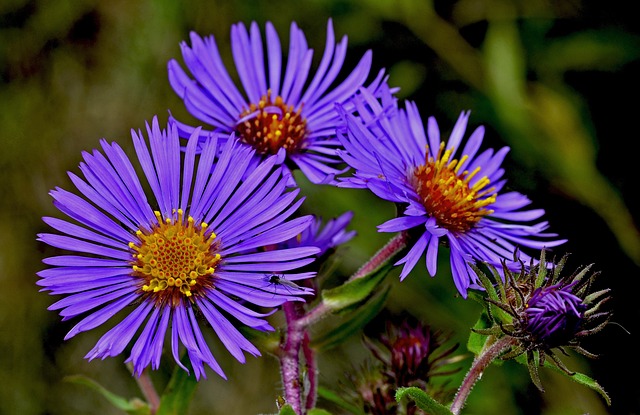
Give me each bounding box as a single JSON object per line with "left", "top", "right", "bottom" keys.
{"left": 1, "top": 0, "right": 639, "bottom": 414}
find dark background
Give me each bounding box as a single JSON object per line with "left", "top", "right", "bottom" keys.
{"left": 1, "top": 0, "right": 638, "bottom": 414}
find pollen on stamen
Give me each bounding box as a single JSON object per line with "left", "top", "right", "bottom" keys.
{"left": 129, "top": 211, "right": 220, "bottom": 307}
{"left": 236, "top": 89, "right": 308, "bottom": 155}
{"left": 412, "top": 142, "right": 497, "bottom": 233}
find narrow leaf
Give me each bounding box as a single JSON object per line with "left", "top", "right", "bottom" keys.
{"left": 320, "top": 262, "right": 393, "bottom": 312}
{"left": 312, "top": 287, "right": 389, "bottom": 351}
{"left": 514, "top": 354, "right": 611, "bottom": 405}
{"left": 65, "top": 375, "right": 150, "bottom": 415}
{"left": 395, "top": 387, "right": 453, "bottom": 415}
{"left": 308, "top": 408, "right": 334, "bottom": 415}
{"left": 467, "top": 310, "right": 493, "bottom": 355}
{"left": 317, "top": 386, "right": 365, "bottom": 415}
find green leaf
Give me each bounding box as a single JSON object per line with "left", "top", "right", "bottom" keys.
{"left": 467, "top": 310, "right": 493, "bottom": 355}
{"left": 395, "top": 387, "right": 453, "bottom": 415}
{"left": 278, "top": 403, "right": 298, "bottom": 415}
{"left": 64, "top": 375, "right": 150, "bottom": 415}
{"left": 156, "top": 363, "right": 198, "bottom": 415}
{"left": 557, "top": 371, "right": 611, "bottom": 406}
{"left": 317, "top": 386, "right": 365, "bottom": 415}
{"left": 514, "top": 354, "right": 611, "bottom": 405}
{"left": 470, "top": 264, "right": 500, "bottom": 303}
{"left": 307, "top": 408, "right": 334, "bottom": 415}
{"left": 312, "top": 286, "right": 390, "bottom": 351}
{"left": 320, "top": 262, "right": 393, "bottom": 313}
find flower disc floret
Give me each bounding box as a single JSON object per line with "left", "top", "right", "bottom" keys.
{"left": 130, "top": 210, "right": 220, "bottom": 306}
{"left": 413, "top": 142, "right": 496, "bottom": 233}
{"left": 237, "top": 91, "right": 307, "bottom": 155}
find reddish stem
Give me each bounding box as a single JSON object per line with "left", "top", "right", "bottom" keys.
{"left": 302, "top": 332, "right": 317, "bottom": 410}
{"left": 350, "top": 231, "right": 409, "bottom": 280}
{"left": 280, "top": 302, "right": 304, "bottom": 414}
{"left": 134, "top": 368, "right": 160, "bottom": 414}
{"left": 449, "top": 336, "right": 517, "bottom": 415}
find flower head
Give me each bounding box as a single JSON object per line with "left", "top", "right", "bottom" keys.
{"left": 337, "top": 86, "right": 566, "bottom": 297}
{"left": 37, "top": 117, "right": 319, "bottom": 380}
{"left": 168, "top": 19, "right": 388, "bottom": 184}
{"left": 473, "top": 250, "right": 612, "bottom": 391}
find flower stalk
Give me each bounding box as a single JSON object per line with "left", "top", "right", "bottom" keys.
{"left": 302, "top": 332, "right": 318, "bottom": 411}
{"left": 131, "top": 366, "right": 160, "bottom": 414}
{"left": 350, "top": 231, "right": 409, "bottom": 281}
{"left": 280, "top": 302, "right": 305, "bottom": 414}
{"left": 281, "top": 231, "right": 410, "bottom": 413}
{"left": 449, "top": 335, "right": 517, "bottom": 415}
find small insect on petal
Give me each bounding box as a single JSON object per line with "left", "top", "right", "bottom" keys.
{"left": 264, "top": 274, "right": 305, "bottom": 293}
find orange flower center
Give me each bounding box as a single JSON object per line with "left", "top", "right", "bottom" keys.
{"left": 129, "top": 209, "right": 220, "bottom": 307}
{"left": 412, "top": 142, "right": 496, "bottom": 233}
{"left": 236, "top": 91, "right": 307, "bottom": 155}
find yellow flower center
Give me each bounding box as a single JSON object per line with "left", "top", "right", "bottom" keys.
{"left": 236, "top": 90, "right": 307, "bottom": 155}
{"left": 412, "top": 142, "right": 496, "bottom": 233}
{"left": 129, "top": 209, "right": 220, "bottom": 307}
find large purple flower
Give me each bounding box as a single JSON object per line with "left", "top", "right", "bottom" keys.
{"left": 168, "top": 19, "right": 387, "bottom": 184}
{"left": 37, "top": 117, "right": 319, "bottom": 380}
{"left": 337, "top": 87, "right": 566, "bottom": 297}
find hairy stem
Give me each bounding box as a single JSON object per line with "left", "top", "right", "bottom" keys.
{"left": 450, "top": 336, "right": 517, "bottom": 415}
{"left": 294, "top": 301, "right": 329, "bottom": 329}
{"left": 350, "top": 231, "right": 409, "bottom": 280}
{"left": 302, "top": 332, "right": 317, "bottom": 411}
{"left": 280, "top": 302, "right": 304, "bottom": 414}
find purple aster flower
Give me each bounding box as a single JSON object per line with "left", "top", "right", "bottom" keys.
{"left": 37, "top": 117, "right": 320, "bottom": 380}
{"left": 168, "top": 19, "right": 388, "bottom": 184}
{"left": 336, "top": 87, "right": 566, "bottom": 297}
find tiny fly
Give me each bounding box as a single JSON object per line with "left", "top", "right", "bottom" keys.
{"left": 263, "top": 273, "right": 305, "bottom": 294}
